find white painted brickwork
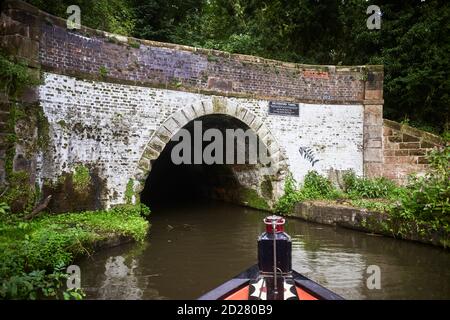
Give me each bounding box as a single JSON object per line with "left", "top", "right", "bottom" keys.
{"left": 38, "top": 72, "right": 364, "bottom": 207}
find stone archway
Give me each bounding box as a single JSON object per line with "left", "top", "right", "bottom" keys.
{"left": 132, "top": 96, "right": 289, "bottom": 207}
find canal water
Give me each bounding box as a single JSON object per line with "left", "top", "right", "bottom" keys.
{"left": 78, "top": 200, "right": 450, "bottom": 300}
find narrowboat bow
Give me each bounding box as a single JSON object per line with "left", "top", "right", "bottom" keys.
{"left": 198, "top": 216, "right": 344, "bottom": 300}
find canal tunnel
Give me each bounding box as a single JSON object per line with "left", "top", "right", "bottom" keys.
{"left": 140, "top": 114, "right": 274, "bottom": 209}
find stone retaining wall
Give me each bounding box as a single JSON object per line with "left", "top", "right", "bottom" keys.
{"left": 286, "top": 201, "right": 449, "bottom": 248}
{"left": 382, "top": 119, "right": 444, "bottom": 184}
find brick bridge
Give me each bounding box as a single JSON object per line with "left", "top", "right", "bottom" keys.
{"left": 0, "top": 1, "right": 442, "bottom": 212}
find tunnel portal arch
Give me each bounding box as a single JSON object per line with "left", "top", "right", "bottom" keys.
{"left": 132, "top": 97, "right": 289, "bottom": 206}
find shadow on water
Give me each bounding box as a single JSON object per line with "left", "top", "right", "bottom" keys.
{"left": 77, "top": 200, "right": 450, "bottom": 300}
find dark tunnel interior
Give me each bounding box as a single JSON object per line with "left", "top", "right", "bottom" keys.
{"left": 140, "top": 114, "right": 262, "bottom": 209}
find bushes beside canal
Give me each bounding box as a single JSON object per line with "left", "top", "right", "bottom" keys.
{"left": 0, "top": 204, "right": 150, "bottom": 299}
{"left": 274, "top": 171, "right": 342, "bottom": 214}
{"left": 389, "top": 147, "right": 450, "bottom": 233}
{"left": 275, "top": 146, "right": 450, "bottom": 235}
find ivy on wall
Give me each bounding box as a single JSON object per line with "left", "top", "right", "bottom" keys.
{"left": 0, "top": 53, "right": 43, "bottom": 213}
{"left": 0, "top": 53, "right": 40, "bottom": 97}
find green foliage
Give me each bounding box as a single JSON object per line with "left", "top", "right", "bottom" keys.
{"left": 274, "top": 174, "right": 300, "bottom": 214}
{"left": 128, "top": 38, "right": 141, "bottom": 49}
{"left": 343, "top": 171, "right": 400, "bottom": 199}
{"left": 275, "top": 171, "right": 342, "bottom": 214}
{"left": 0, "top": 204, "right": 150, "bottom": 299}
{"left": 0, "top": 171, "right": 38, "bottom": 216}
{"left": 0, "top": 202, "right": 10, "bottom": 217}
{"left": 350, "top": 199, "right": 396, "bottom": 213}
{"left": 442, "top": 131, "right": 450, "bottom": 142}
{"left": 391, "top": 146, "right": 450, "bottom": 232}
{"left": 125, "top": 179, "right": 135, "bottom": 204}
{"left": 137, "top": 203, "right": 151, "bottom": 218}
{"left": 131, "top": 0, "right": 204, "bottom": 41}
{"left": 240, "top": 188, "right": 270, "bottom": 211}
{"left": 171, "top": 0, "right": 450, "bottom": 133}
{"left": 98, "top": 66, "right": 108, "bottom": 79}
{"left": 260, "top": 176, "right": 273, "bottom": 199}
{"left": 72, "top": 165, "right": 91, "bottom": 192}
{"left": 300, "top": 171, "right": 342, "bottom": 200}
{"left": 0, "top": 53, "right": 40, "bottom": 96}
{"left": 373, "top": 1, "right": 450, "bottom": 134}
{"left": 23, "top": 1, "right": 449, "bottom": 132}
{"left": 0, "top": 265, "right": 79, "bottom": 300}
{"left": 1, "top": 104, "right": 49, "bottom": 214}
{"left": 26, "top": 0, "right": 135, "bottom": 36}
{"left": 276, "top": 147, "right": 449, "bottom": 235}
{"left": 36, "top": 107, "right": 50, "bottom": 149}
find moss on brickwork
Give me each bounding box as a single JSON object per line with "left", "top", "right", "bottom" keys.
{"left": 106, "top": 36, "right": 121, "bottom": 45}
{"left": 42, "top": 167, "right": 105, "bottom": 213}
{"left": 1, "top": 101, "right": 50, "bottom": 214}
{"left": 167, "top": 78, "right": 183, "bottom": 89}
{"left": 0, "top": 50, "right": 47, "bottom": 214}
{"left": 0, "top": 53, "right": 40, "bottom": 97}
{"left": 11, "top": 102, "right": 50, "bottom": 154}
{"left": 240, "top": 187, "right": 270, "bottom": 211}
{"left": 98, "top": 66, "right": 108, "bottom": 80}
{"left": 4, "top": 104, "right": 19, "bottom": 175}
{"left": 261, "top": 176, "right": 274, "bottom": 199}
{"left": 207, "top": 54, "right": 219, "bottom": 62}
{"left": 36, "top": 106, "right": 50, "bottom": 148}
{"left": 125, "top": 178, "right": 135, "bottom": 204}
{"left": 72, "top": 165, "right": 91, "bottom": 192}
{"left": 57, "top": 119, "right": 67, "bottom": 128}
{"left": 212, "top": 97, "right": 227, "bottom": 113}
{"left": 127, "top": 39, "right": 140, "bottom": 49}
{"left": 0, "top": 171, "right": 37, "bottom": 214}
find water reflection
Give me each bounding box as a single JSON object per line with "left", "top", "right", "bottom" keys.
{"left": 98, "top": 256, "right": 143, "bottom": 299}
{"left": 77, "top": 201, "right": 450, "bottom": 300}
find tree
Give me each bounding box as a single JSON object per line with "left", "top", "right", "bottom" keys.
{"left": 24, "top": 0, "right": 450, "bottom": 133}
{"left": 130, "top": 0, "right": 204, "bottom": 41}
{"left": 26, "top": 0, "right": 136, "bottom": 35}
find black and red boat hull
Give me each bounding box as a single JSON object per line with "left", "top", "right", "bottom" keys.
{"left": 198, "top": 265, "right": 344, "bottom": 300}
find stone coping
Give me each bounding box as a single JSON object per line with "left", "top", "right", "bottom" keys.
{"left": 383, "top": 119, "right": 445, "bottom": 147}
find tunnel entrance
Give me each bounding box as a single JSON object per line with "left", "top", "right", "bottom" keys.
{"left": 140, "top": 114, "right": 273, "bottom": 210}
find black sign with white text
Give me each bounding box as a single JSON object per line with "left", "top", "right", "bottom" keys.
{"left": 268, "top": 101, "right": 299, "bottom": 116}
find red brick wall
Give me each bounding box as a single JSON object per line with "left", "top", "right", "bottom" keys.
{"left": 37, "top": 23, "right": 371, "bottom": 104}
{"left": 382, "top": 119, "right": 444, "bottom": 184}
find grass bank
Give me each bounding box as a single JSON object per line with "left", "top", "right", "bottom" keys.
{"left": 0, "top": 204, "right": 150, "bottom": 299}
{"left": 275, "top": 146, "right": 449, "bottom": 245}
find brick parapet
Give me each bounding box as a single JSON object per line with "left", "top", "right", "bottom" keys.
{"left": 2, "top": 0, "right": 383, "bottom": 106}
